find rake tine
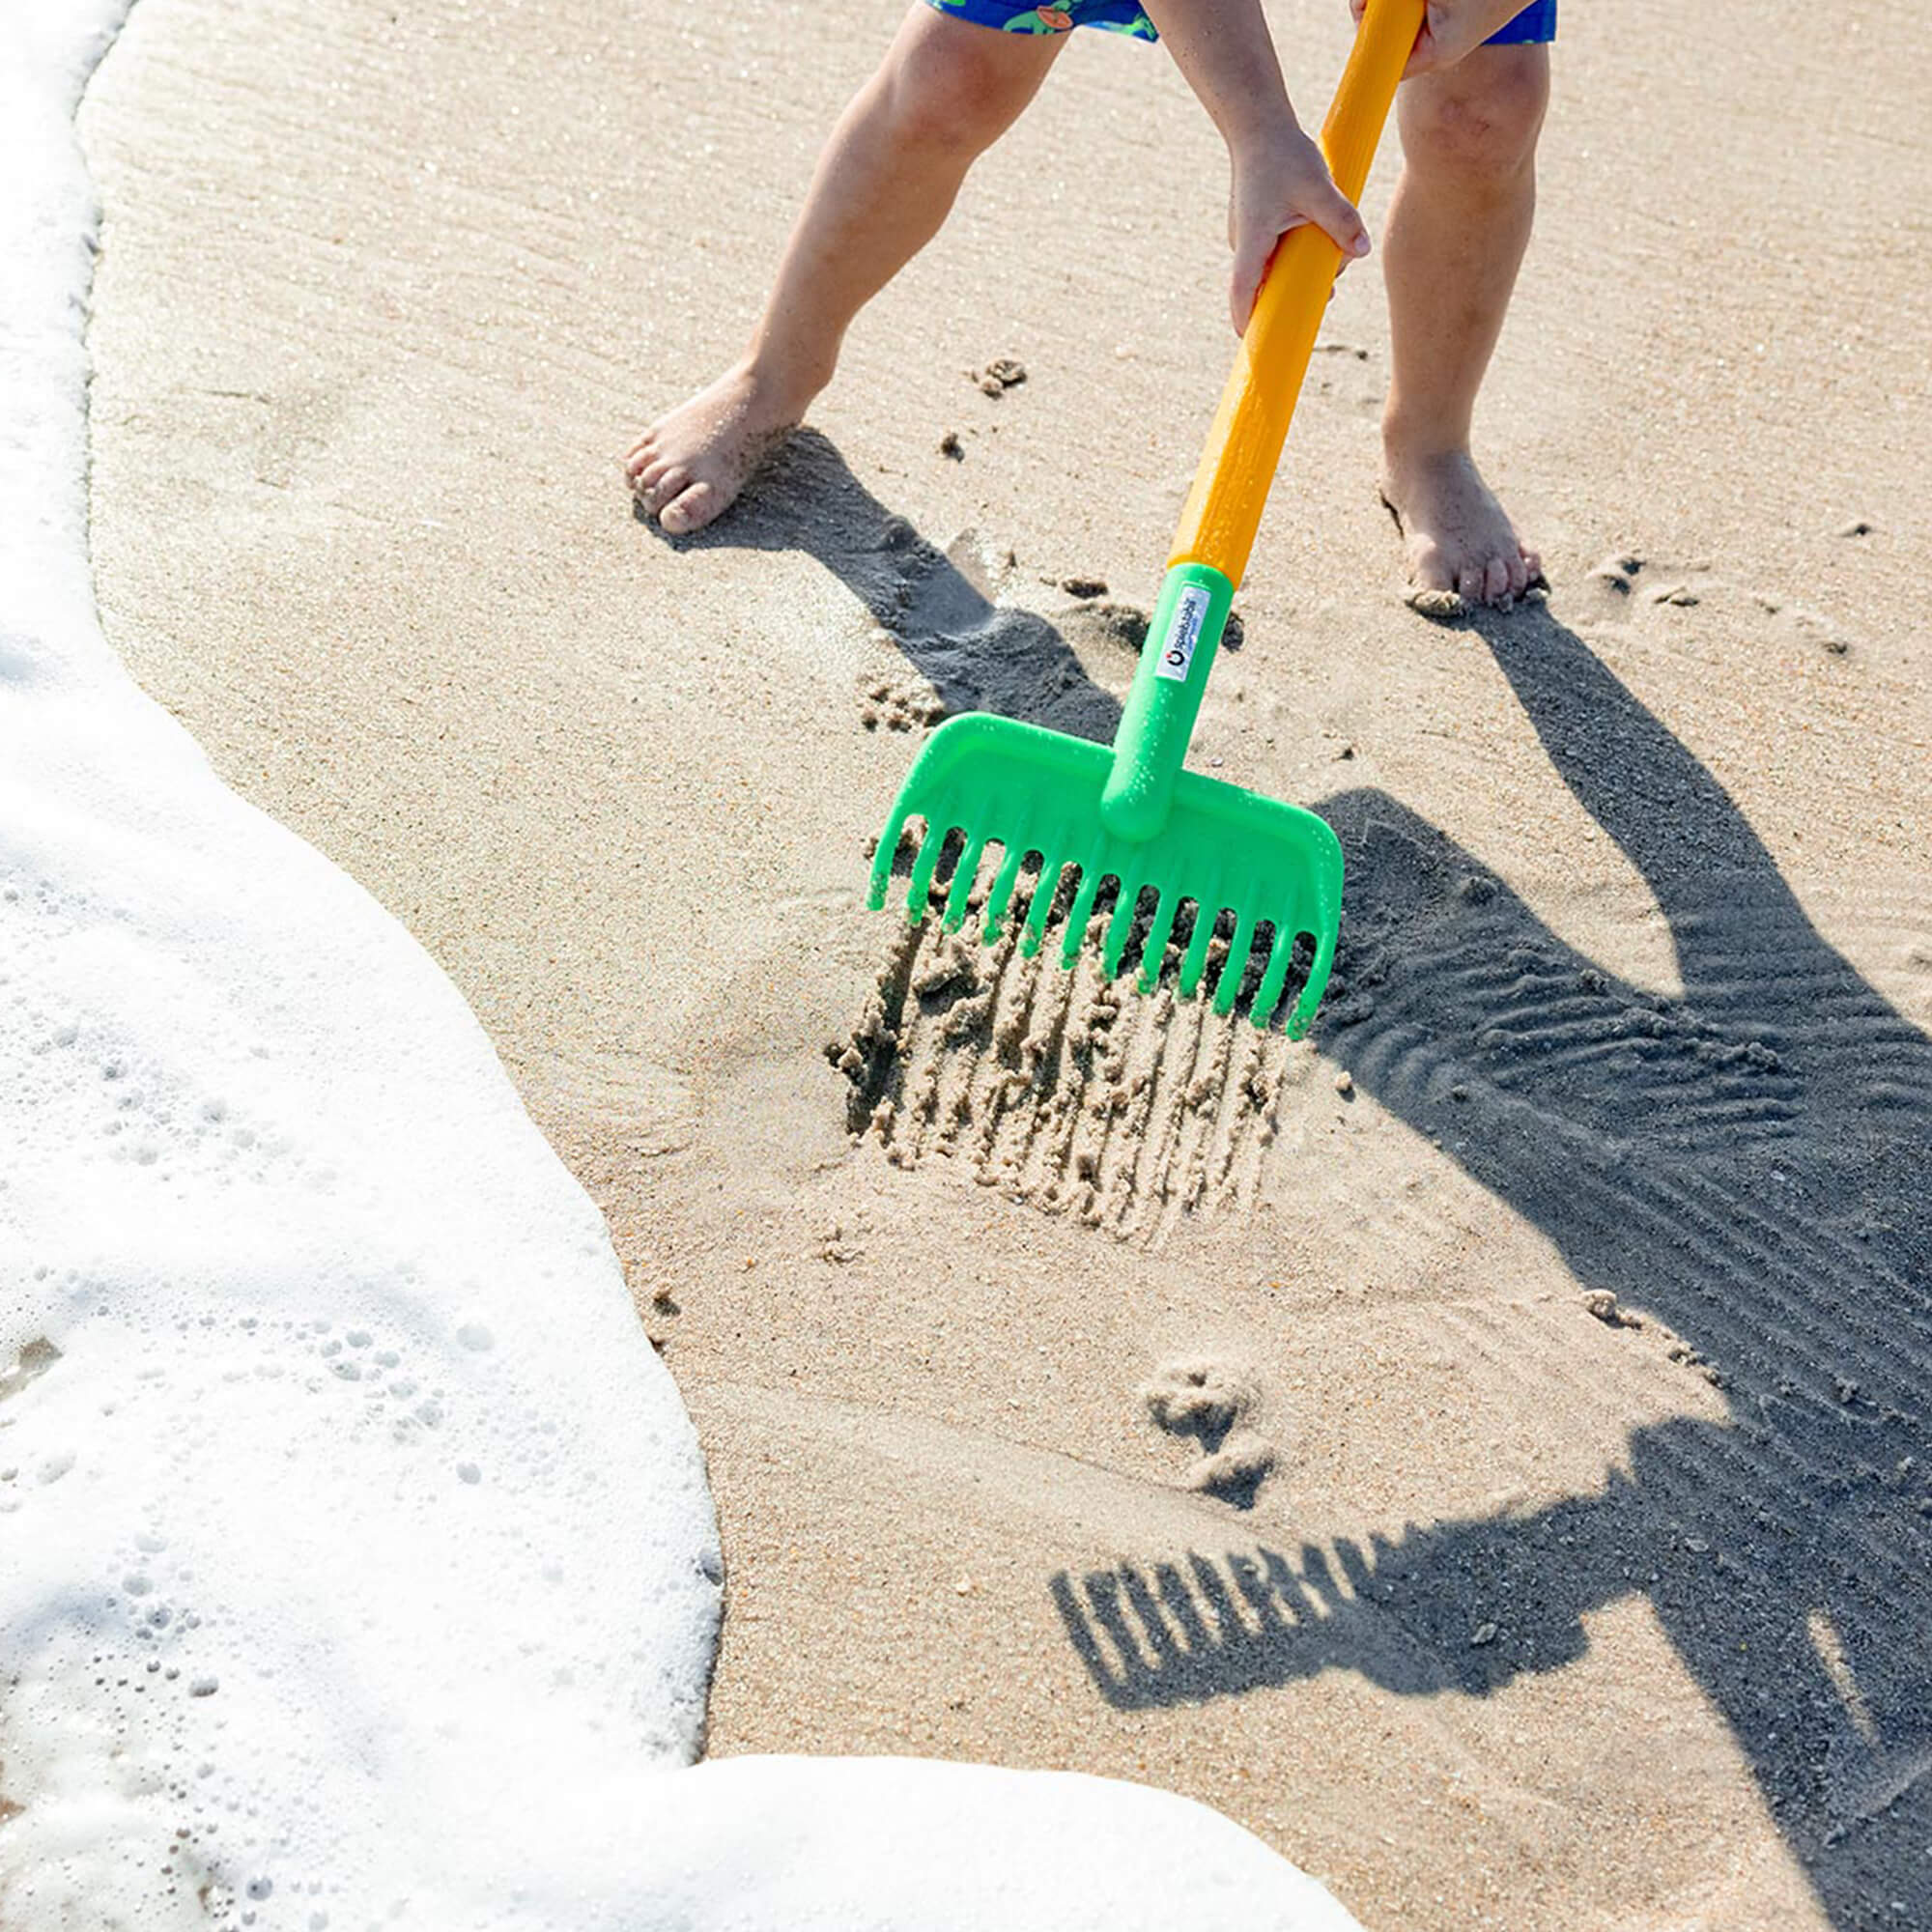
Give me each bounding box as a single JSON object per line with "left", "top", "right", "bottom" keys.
{"left": 1178, "top": 887, "right": 1221, "bottom": 998}
{"left": 906, "top": 817, "right": 952, "bottom": 922}
{"left": 1100, "top": 880, "right": 1142, "bottom": 978}
{"left": 942, "top": 829, "right": 991, "bottom": 932}
{"left": 1135, "top": 887, "right": 1181, "bottom": 994}
{"left": 1290, "top": 917, "right": 1338, "bottom": 1038}
{"left": 981, "top": 841, "right": 1026, "bottom": 941}
{"left": 1058, "top": 860, "right": 1106, "bottom": 968}
{"left": 1211, "top": 907, "right": 1261, "bottom": 1017}
{"left": 869, "top": 702, "right": 1343, "bottom": 1026}
{"left": 1019, "top": 851, "right": 1065, "bottom": 958}
{"left": 1251, "top": 922, "right": 1296, "bottom": 1029}
{"left": 867, "top": 802, "right": 915, "bottom": 911}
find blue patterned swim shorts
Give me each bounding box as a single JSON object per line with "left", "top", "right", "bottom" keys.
{"left": 923, "top": 0, "right": 1555, "bottom": 48}
{"left": 1484, "top": 0, "right": 1556, "bottom": 44}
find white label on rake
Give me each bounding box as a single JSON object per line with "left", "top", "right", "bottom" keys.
{"left": 1155, "top": 583, "right": 1210, "bottom": 683}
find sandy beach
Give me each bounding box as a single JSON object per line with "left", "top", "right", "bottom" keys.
{"left": 72, "top": 0, "right": 1931, "bottom": 1922}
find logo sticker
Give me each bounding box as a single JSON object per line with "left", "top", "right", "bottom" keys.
{"left": 1154, "top": 584, "right": 1210, "bottom": 684}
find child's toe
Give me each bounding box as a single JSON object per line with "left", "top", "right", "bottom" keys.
{"left": 1408, "top": 537, "right": 1454, "bottom": 600}
{"left": 660, "top": 478, "right": 724, "bottom": 536}
{"left": 639, "top": 467, "right": 692, "bottom": 517}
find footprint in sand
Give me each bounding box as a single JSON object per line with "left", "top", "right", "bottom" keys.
{"left": 1584, "top": 551, "right": 1708, "bottom": 613}
{"left": 1061, "top": 599, "right": 1150, "bottom": 657}
{"left": 1141, "top": 1354, "right": 1278, "bottom": 1508}
{"left": 1584, "top": 552, "right": 1858, "bottom": 655}
{"left": 1058, "top": 597, "right": 1247, "bottom": 661}
{"left": 856, "top": 658, "right": 949, "bottom": 734}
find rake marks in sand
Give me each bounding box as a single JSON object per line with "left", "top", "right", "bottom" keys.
{"left": 831, "top": 889, "right": 1299, "bottom": 1244}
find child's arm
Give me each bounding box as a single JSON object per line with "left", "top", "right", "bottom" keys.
{"left": 1140, "top": 0, "right": 1371, "bottom": 334}
{"left": 1350, "top": 0, "right": 1537, "bottom": 73}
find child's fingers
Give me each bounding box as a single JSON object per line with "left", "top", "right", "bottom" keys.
{"left": 1229, "top": 228, "right": 1276, "bottom": 335}
{"left": 1230, "top": 209, "right": 1370, "bottom": 334}
{"left": 1304, "top": 178, "right": 1372, "bottom": 264}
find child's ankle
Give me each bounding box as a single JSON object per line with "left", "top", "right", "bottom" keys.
{"left": 740, "top": 344, "right": 835, "bottom": 418}
{"left": 1381, "top": 408, "right": 1473, "bottom": 469}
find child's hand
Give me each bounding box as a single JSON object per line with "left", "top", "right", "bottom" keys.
{"left": 1350, "top": 0, "right": 1531, "bottom": 74}
{"left": 1227, "top": 128, "right": 1369, "bottom": 335}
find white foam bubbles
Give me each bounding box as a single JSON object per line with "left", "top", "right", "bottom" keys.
{"left": 0, "top": 7, "right": 722, "bottom": 1917}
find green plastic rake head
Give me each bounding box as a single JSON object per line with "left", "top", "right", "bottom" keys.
{"left": 866, "top": 0, "right": 1427, "bottom": 1037}
{"left": 867, "top": 565, "right": 1344, "bottom": 1037}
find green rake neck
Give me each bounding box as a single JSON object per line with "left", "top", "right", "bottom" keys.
{"left": 1099, "top": 562, "right": 1235, "bottom": 843}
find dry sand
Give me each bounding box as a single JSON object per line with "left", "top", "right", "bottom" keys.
{"left": 78, "top": 0, "right": 1930, "bottom": 1923}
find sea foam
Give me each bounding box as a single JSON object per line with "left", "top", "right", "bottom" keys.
{"left": 0, "top": 6, "right": 1361, "bottom": 1926}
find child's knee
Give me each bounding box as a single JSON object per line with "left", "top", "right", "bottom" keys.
{"left": 882, "top": 14, "right": 1053, "bottom": 153}
{"left": 1401, "top": 47, "right": 1548, "bottom": 185}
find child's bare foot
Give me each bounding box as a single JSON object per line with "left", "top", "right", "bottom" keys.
{"left": 624, "top": 361, "right": 807, "bottom": 536}
{"left": 1380, "top": 443, "right": 1544, "bottom": 615}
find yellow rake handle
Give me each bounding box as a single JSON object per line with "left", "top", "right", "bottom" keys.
{"left": 1167, "top": 0, "right": 1426, "bottom": 585}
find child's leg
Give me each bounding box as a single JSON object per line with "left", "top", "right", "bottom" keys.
{"left": 627, "top": 6, "right": 1065, "bottom": 535}
{"left": 1378, "top": 42, "right": 1548, "bottom": 608}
